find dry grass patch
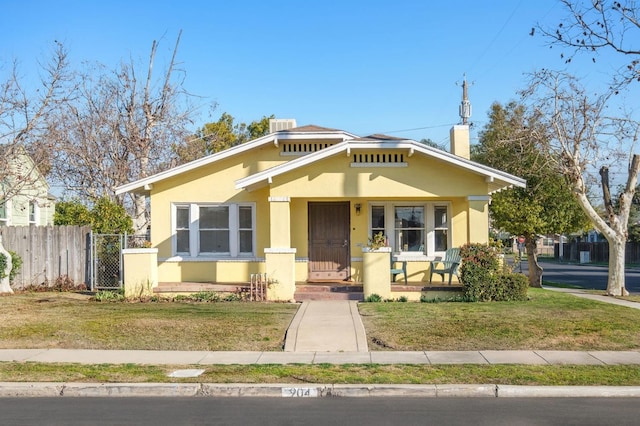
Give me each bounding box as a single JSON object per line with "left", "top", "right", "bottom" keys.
{"left": 0, "top": 292, "right": 298, "bottom": 351}
{"left": 359, "top": 288, "right": 640, "bottom": 351}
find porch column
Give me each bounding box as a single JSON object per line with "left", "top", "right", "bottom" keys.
{"left": 467, "top": 196, "right": 490, "bottom": 243}
{"left": 265, "top": 196, "right": 296, "bottom": 301}
{"left": 122, "top": 248, "right": 158, "bottom": 298}
{"left": 362, "top": 247, "right": 392, "bottom": 299}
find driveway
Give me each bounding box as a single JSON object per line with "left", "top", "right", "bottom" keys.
{"left": 518, "top": 258, "right": 640, "bottom": 294}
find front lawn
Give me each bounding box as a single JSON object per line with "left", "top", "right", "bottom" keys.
{"left": 359, "top": 288, "right": 640, "bottom": 351}
{"left": 0, "top": 293, "right": 298, "bottom": 351}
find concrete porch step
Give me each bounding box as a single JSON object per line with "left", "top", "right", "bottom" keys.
{"left": 294, "top": 283, "right": 364, "bottom": 301}
{"left": 294, "top": 291, "right": 364, "bottom": 301}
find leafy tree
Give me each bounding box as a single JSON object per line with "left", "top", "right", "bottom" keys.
{"left": 173, "top": 113, "right": 274, "bottom": 164}
{"left": 91, "top": 197, "right": 133, "bottom": 234}
{"left": 54, "top": 197, "right": 133, "bottom": 234}
{"left": 474, "top": 101, "right": 589, "bottom": 287}
{"left": 54, "top": 199, "right": 92, "bottom": 226}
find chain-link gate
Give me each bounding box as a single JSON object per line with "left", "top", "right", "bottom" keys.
{"left": 90, "top": 233, "right": 126, "bottom": 291}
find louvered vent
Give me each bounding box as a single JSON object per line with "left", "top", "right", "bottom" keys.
{"left": 282, "top": 142, "right": 335, "bottom": 154}
{"left": 351, "top": 153, "right": 406, "bottom": 164}
{"left": 269, "top": 119, "right": 297, "bottom": 133}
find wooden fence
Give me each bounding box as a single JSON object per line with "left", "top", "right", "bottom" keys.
{"left": 0, "top": 225, "right": 91, "bottom": 289}
{"left": 556, "top": 241, "right": 640, "bottom": 264}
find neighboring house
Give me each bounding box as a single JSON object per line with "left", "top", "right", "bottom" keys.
{"left": 116, "top": 120, "right": 525, "bottom": 300}
{"left": 0, "top": 145, "right": 55, "bottom": 227}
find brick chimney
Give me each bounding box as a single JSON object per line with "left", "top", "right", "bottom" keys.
{"left": 450, "top": 124, "right": 470, "bottom": 159}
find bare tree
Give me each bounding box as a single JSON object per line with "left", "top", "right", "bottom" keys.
{"left": 524, "top": 70, "right": 640, "bottom": 296}
{"left": 48, "top": 32, "right": 194, "bottom": 235}
{"left": 0, "top": 43, "right": 71, "bottom": 202}
{"left": 538, "top": 0, "right": 640, "bottom": 83}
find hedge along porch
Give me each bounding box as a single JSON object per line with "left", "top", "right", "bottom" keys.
{"left": 115, "top": 122, "right": 525, "bottom": 301}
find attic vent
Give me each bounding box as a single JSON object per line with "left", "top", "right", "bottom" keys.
{"left": 269, "top": 119, "right": 297, "bottom": 133}
{"left": 282, "top": 142, "right": 335, "bottom": 155}
{"left": 351, "top": 152, "right": 406, "bottom": 166}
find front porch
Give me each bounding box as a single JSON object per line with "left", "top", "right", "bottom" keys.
{"left": 124, "top": 248, "right": 462, "bottom": 301}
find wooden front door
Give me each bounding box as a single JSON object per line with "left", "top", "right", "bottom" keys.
{"left": 308, "top": 202, "right": 350, "bottom": 281}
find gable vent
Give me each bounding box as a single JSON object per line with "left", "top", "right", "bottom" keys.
{"left": 282, "top": 142, "right": 335, "bottom": 155}
{"left": 352, "top": 153, "right": 405, "bottom": 163}
{"left": 269, "top": 119, "right": 297, "bottom": 133}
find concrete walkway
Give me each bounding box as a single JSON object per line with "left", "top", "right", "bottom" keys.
{"left": 283, "top": 300, "right": 368, "bottom": 352}
{"left": 544, "top": 286, "right": 640, "bottom": 309}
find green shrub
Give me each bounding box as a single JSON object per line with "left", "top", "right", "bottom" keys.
{"left": 495, "top": 273, "right": 529, "bottom": 301}
{"left": 94, "top": 290, "right": 125, "bottom": 302}
{"left": 397, "top": 295, "right": 408, "bottom": 303}
{"left": 0, "top": 250, "right": 23, "bottom": 284}
{"left": 223, "top": 293, "right": 241, "bottom": 302}
{"left": 365, "top": 293, "right": 383, "bottom": 302}
{"left": 459, "top": 243, "right": 528, "bottom": 302}
{"left": 8, "top": 251, "right": 22, "bottom": 283}
{"left": 192, "top": 291, "right": 221, "bottom": 302}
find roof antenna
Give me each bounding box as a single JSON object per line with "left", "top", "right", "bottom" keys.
{"left": 457, "top": 74, "right": 473, "bottom": 125}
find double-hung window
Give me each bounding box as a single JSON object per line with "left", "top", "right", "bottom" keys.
{"left": 173, "top": 203, "right": 255, "bottom": 258}
{"left": 369, "top": 202, "right": 450, "bottom": 257}
{"left": 175, "top": 206, "right": 190, "bottom": 254}
{"left": 394, "top": 206, "right": 425, "bottom": 252}
{"left": 0, "top": 200, "right": 7, "bottom": 226}
{"left": 29, "top": 201, "right": 37, "bottom": 224}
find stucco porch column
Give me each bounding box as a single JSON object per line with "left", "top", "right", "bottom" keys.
{"left": 467, "top": 195, "right": 490, "bottom": 243}
{"left": 265, "top": 196, "right": 296, "bottom": 301}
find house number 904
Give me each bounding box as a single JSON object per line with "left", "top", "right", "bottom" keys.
{"left": 281, "top": 387, "right": 318, "bottom": 397}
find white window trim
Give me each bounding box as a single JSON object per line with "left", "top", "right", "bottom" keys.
{"left": 368, "top": 202, "right": 451, "bottom": 258}
{"left": 171, "top": 202, "right": 256, "bottom": 258}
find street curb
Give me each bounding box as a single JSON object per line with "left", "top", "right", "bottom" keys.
{"left": 2, "top": 383, "right": 640, "bottom": 398}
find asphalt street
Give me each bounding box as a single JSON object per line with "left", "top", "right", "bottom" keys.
{"left": 1, "top": 397, "right": 638, "bottom": 426}
{"left": 519, "top": 258, "right": 640, "bottom": 293}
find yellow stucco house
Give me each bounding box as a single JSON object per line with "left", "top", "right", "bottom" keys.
{"left": 116, "top": 120, "right": 525, "bottom": 301}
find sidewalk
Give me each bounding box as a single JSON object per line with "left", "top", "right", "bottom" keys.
{"left": 1, "top": 348, "right": 639, "bottom": 365}
{"left": 543, "top": 285, "right": 640, "bottom": 309}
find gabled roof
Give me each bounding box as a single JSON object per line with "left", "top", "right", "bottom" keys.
{"left": 115, "top": 124, "right": 358, "bottom": 195}
{"left": 235, "top": 138, "right": 526, "bottom": 194}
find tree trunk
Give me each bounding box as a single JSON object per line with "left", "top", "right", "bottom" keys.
{"left": 607, "top": 238, "right": 629, "bottom": 297}
{"left": 525, "top": 236, "right": 543, "bottom": 288}
{"left": 133, "top": 193, "right": 148, "bottom": 237}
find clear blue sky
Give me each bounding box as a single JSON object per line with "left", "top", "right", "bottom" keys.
{"left": 0, "top": 0, "right": 628, "bottom": 146}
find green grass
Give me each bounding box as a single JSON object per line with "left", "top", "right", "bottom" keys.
{"left": 0, "top": 293, "right": 298, "bottom": 351}
{"left": 2, "top": 289, "right": 640, "bottom": 385}
{"left": 359, "top": 288, "right": 640, "bottom": 351}
{"left": 1, "top": 363, "right": 640, "bottom": 386}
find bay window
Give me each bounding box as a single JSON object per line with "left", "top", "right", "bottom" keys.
{"left": 173, "top": 203, "right": 255, "bottom": 257}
